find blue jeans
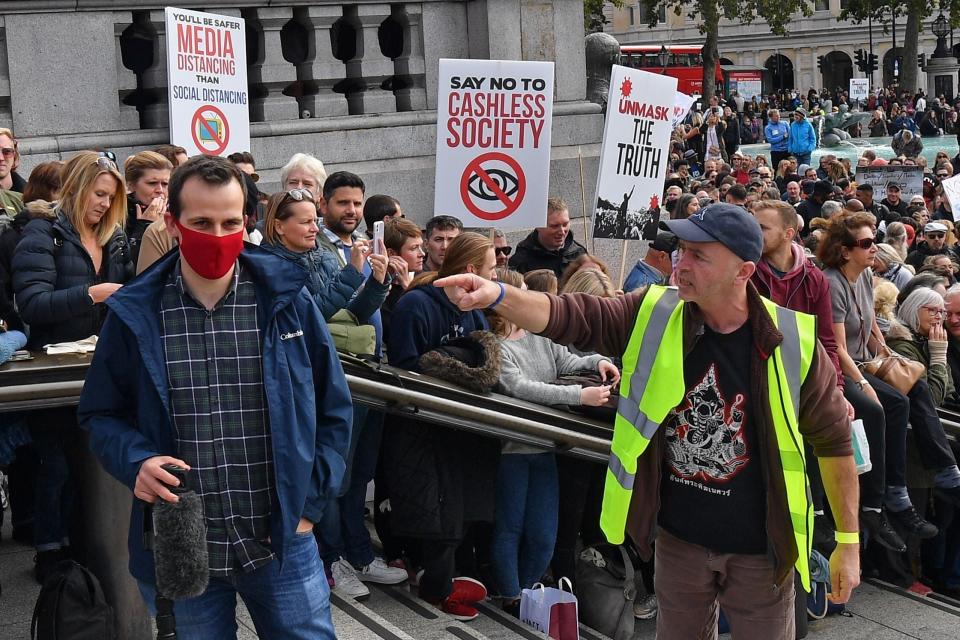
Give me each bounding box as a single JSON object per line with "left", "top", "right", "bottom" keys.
{"left": 490, "top": 452, "right": 559, "bottom": 599}
{"left": 316, "top": 407, "right": 383, "bottom": 568}
{"left": 794, "top": 152, "right": 812, "bottom": 166}
{"left": 137, "top": 531, "right": 335, "bottom": 640}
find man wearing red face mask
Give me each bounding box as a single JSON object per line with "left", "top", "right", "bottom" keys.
{"left": 78, "top": 155, "right": 352, "bottom": 639}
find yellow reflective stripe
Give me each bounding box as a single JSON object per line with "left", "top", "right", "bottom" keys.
{"left": 619, "top": 288, "right": 680, "bottom": 419}
{"left": 617, "top": 286, "right": 669, "bottom": 407}
{"left": 775, "top": 305, "right": 802, "bottom": 418}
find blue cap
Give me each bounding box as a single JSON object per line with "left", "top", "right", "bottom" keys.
{"left": 661, "top": 203, "right": 763, "bottom": 263}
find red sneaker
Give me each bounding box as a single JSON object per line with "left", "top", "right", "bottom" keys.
{"left": 451, "top": 576, "right": 488, "bottom": 604}
{"left": 441, "top": 597, "right": 479, "bottom": 621}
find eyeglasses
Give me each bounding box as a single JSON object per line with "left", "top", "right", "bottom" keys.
{"left": 846, "top": 237, "right": 876, "bottom": 250}
{"left": 938, "top": 173, "right": 950, "bottom": 178}
{"left": 926, "top": 232, "right": 946, "bottom": 239}
{"left": 94, "top": 155, "right": 117, "bottom": 172}
{"left": 284, "top": 188, "right": 315, "bottom": 202}
{"left": 922, "top": 306, "right": 946, "bottom": 317}
{"left": 0, "top": 147, "right": 15, "bottom": 158}
{"left": 495, "top": 246, "right": 512, "bottom": 257}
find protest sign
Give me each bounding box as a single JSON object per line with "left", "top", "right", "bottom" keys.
{"left": 941, "top": 174, "right": 960, "bottom": 223}
{"left": 672, "top": 91, "right": 696, "bottom": 128}
{"left": 849, "top": 78, "right": 869, "bottom": 102}
{"left": 434, "top": 59, "right": 554, "bottom": 229}
{"left": 166, "top": 7, "right": 250, "bottom": 157}
{"left": 855, "top": 164, "right": 923, "bottom": 199}
{"left": 592, "top": 66, "right": 677, "bottom": 240}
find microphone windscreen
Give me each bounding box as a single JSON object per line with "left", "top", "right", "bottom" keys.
{"left": 153, "top": 491, "right": 209, "bottom": 599}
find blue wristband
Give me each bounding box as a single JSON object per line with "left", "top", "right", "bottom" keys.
{"left": 487, "top": 281, "right": 507, "bottom": 310}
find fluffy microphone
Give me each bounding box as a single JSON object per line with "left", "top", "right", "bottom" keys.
{"left": 153, "top": 464, "right": 208, "bottom": 600}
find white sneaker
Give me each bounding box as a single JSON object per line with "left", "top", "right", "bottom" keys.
{"left": 331, "top": 559, "right": 370, "bottom": 600}
{"left": 357, "top": 557, "right": 409, "bottom": 585}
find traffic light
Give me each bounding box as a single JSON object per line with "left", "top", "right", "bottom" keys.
{"left": 918, "top": 53, "right": 927, "bottom": 71}
{"left": 868, "top": 53, "right": 879, "bottom": 72}
{"left": 855, "top": 49, "right": 866, "bottom": 72}
{"left": 817, "top": 55, "right": 825, "bottom": 72}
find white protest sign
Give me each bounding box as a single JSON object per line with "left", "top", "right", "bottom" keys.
{"left": 434, "top": 59, "right": 554, "bottom": 229}
{"left": 166, "top": 7, "right": 250, "bottom": 157}
{"left": 592, "top": 66, "right": 677, "bottom": 240}
{"left": 855, "top": 165, "right": 923, "bottom": 198}
{"left": 671, "top": 91, "right": 696, "bottom": 128}
{"left": 941, "top": 175, "right": 960, "bottom": 223}
{"left": 849, "top": 78, "right": 869, "bottom": 102}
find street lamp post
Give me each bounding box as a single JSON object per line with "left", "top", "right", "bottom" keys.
{"left": 658, "top": 44, "right": 669, "bottom": 72}
{"left": 932, "top": 12, "right": 951, "bottom": 58}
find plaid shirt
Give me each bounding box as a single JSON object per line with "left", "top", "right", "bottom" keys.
{"left": 160, "top": 262, "right": 275, "bottom": 577}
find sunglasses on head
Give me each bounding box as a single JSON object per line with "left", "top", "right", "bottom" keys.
{"left": 284, "top": 188, "right": 315, "bottom": 202}
{"left": 846, "top": 237, "right": 876, "bottom": 250}
{"left": 495, "top": 246, "right": 512, "bottom": 256}
{"left": 94, "top": 153, "right": 117, "bottom": 172}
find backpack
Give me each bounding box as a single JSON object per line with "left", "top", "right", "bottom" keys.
{"left": 31, "top": 560, "right": 116, "bottom": 640}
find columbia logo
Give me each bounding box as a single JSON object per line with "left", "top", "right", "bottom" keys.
{"left": 280, "top": 330, "right": 304, "bottom": 341}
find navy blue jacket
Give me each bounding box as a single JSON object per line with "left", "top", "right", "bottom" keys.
{"left": 387, "top": 283, "right": 489, "bottom": 371}
{"left": 77, "top": 247, "right": 352, "bottom": 585}
{"left": 258, "top": 239, "right": 387, "bottom": 322}
{"left": 13, "top": 209, "right": 133, "bottom": 349}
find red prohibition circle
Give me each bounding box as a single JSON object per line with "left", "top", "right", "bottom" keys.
{"left": 459, "top": 152, "right": 526, "bottom": 221}
{"left": 190, "top": 104, "right": 230, "bottom": 156}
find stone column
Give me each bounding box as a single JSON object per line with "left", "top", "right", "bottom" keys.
{"left": 298, "top": 5, "right": 348, "bottom": 118}
{"left": 551, "top": 0, "right": 587, "bottom": 101}
{"left": 246, "top": 7, "right": 299, "bottom": 121}
{"left": 391, "top": 4, "right": 427, "bottom": 112}
{"left": 421, "top": 2, "right": 469, "bottom": 110}
{"left": 0, "top": 17, "right": 14, "bottom": 130}
{"left": 354, "top": 4, "right": 396, "bottom": 114}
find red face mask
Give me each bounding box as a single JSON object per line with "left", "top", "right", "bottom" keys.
{"left": 174, "top": 218, "right": 244, "bottom": 280}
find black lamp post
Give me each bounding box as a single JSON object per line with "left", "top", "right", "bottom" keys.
{"left": 933, "top": 12, "right": 951, "bottom": 58}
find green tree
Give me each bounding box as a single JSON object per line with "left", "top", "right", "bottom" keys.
{"left": 638, "top": 0, "right": 811, "bottom": 103}
{"left": 841, "top": 0, "right": 960, "bottom": 95}
{"left": 585, "top": 0, "right": 625, "bottom": 33}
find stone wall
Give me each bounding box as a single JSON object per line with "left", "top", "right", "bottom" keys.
{"left": 0, "top": 0, "right": 604, "bottom": 228}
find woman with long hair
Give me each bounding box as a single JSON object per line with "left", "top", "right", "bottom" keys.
{"left": 819, "top": 212, "right": 944, "bottom": 547}
{"left": 489, "top": 268, "right": 616, "bottom": 615}
{"left": 384, "top": 232, "right": 499, "bottom": 621}
{"left": 124, "top": 150, "right": 172, "bottom": 263}
{"left": 13, "top": 150, "right": 133, "bottom": 581}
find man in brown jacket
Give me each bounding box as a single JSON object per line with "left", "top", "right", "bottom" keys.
{"left": 436, "top": 203, "right": 860, "bottom": 639}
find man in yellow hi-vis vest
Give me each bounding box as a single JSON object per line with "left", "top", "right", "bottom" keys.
{"left": 437, "top": 203, "right": 860, "bottom": 639}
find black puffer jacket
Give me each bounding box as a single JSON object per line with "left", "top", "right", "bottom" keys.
{"left": 0, "top": 200, "right": 57, "bottom": 331}
{"left": 13, "top": 209, "right": 133, "bottom": 348}
{"left": 509, "top": 229, "right": 588, "bottom": 277}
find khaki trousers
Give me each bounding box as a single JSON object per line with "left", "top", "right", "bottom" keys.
{"left": 654, "top": 529, "right": 795, "bottom": 640}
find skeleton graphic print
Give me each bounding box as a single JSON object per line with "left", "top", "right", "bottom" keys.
{"left": 665, "top": 363, "right": 750, "bottom": 483}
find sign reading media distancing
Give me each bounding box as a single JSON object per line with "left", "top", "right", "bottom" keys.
{"left": 434, "top": 59, "right": 554, "bottom": 229}
{"left": 166, "top": 7, "right": 250, "bottom": 157}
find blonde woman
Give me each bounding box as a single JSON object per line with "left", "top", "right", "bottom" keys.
{"left": 11, "top": 150, "right": 132, "bottom": 582}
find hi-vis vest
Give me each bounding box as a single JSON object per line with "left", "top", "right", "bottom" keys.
{"left": 601, "top": 285, "right": 818, "bottom": 590}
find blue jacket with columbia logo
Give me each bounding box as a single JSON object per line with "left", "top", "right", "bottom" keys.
{"left": 77, "top": 245, "right": 352, "bottom": 585}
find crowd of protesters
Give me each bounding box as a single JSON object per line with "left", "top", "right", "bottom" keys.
{"left": 1, "top": 99, "right": 960, "bottom": 637}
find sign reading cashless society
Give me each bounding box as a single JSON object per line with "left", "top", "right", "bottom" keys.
{"left": 165, "top": 7, "right": 250, "bottom": 157}
{"left": 434, "top": 59, "right": 554, "bottom": 229}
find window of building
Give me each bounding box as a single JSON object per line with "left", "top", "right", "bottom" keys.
{"left": 629, "top": 6, "right": 636, "bottom": 25}
{"left": 638, "top": 3, "right": 667, "bottom": 24}
{"left": 814, "top": 0, "right": 830, "bottom": 11}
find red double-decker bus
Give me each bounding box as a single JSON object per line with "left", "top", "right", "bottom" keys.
{"left": 619, "top": 44, "right": 723, "bottom": 96}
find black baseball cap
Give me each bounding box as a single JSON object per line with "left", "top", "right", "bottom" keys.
{"left": 661, "top": 203, "right": 763, "bottom": 263}
{"left": 649, "top": 231, "right": 679, "bottom": 253}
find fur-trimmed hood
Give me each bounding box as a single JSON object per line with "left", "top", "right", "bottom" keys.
{"left": 11, "top": 199, "right": 56, "bottom": 232}
{"left": 418, "top": 330, "right": 502, "bottom": 393}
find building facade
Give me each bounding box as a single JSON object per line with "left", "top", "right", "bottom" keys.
{"left": 606, "top": 0, "right": 949, "bottom": 98}
{"left": 0, "top": 0, "right": 602, "bottom": 226}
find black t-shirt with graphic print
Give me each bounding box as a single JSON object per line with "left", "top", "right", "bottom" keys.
{"left": 657, "top": 321, "right": 768, "bottom": 555}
